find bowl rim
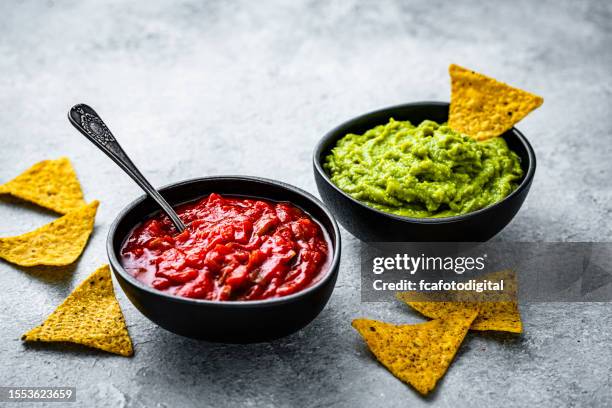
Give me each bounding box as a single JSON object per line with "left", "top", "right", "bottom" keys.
{"left": 313, "top": 101, "right": 537, "bottom": 224}
{"left": 107, "top": 175, "right": 341, "bottom": 308}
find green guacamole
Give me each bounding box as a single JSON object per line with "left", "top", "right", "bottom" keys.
{"left": 324, "top": 119, "right": 523, "bottom": 218}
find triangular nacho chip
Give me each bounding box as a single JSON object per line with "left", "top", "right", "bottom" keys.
{"left": 352, "top": 309, "right": 478, "bottom": 395}
{"left": 22, "top": 265, "right": 133, "bottom": 356}
{"left": 0, "top": 157, "right": 86, "bottom": 214}
{"left": 0, "top": 201, "right": 99, "bottom": 266}
{"left": 400, "top": 300, "right": 522, "bottom": 333}
{"left": 397, "top": 270, "right": 523, "bottom": 333}
{"left": 448, "top": 64, "right": 543, "bottom": 140}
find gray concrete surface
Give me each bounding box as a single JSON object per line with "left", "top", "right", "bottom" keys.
{"left": 0, "top": 0, "right": 611, "bottom": 407}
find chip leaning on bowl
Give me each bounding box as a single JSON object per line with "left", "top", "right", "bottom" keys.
{"left": 324, "top": 119, "right": 523, "bottom": 218}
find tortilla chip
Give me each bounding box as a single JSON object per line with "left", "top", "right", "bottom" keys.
{"left": 469, "top": 301, "right": 521, "bottom": 332}
{"left": 0, "top": 201, "right": 99, "bottom": 266}
{"left": 0, "top": 157, "right": 86, "bottom": 214}
{"left": 397, "top": 270, "right": 523, "bottom": 333}
{"left": 352, "top": 309, "right": 478, "bottom": 395}
{"left": 400, "top": 300, "right": 522, "bottom": 334}
{"left": 448, "top": 64, "right": 543, "bottom": 140}
{"left": 22, "top": 265, "right": 133, "bottom": 356}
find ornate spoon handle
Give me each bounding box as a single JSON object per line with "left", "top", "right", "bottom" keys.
{"left": 68, "top": 104, "right": 186, "bottom": 232}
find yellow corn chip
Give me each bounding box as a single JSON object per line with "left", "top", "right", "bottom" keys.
{"left": 22, "top": 265, "right": 133, "bottom": 356}
{"left": 397, "top": 270, "right": 522, "bottom": 333}
{"left": 352, "top": 309, "right": 477, "bottom": 395}
{"left": 0, "top": 157, "right": 86, "bottom": 214}
{"left": 448, "top": 64, "right": 543, "bottom": 140}
{"left": 401, "top": 300, "right": 522, "bottom": 333}
{"left": 0, "top": 201, "right": 99, "bottom": 266}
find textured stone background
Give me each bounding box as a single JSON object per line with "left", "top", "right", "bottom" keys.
{"left": 0, "top": 0, "right": 611, "bottom": 407}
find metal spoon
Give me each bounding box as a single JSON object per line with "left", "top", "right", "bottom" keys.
{"left": 68, "top": 104, "right": 186, "bottom": 233}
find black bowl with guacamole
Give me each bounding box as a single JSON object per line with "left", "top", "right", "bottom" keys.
{"left": 313, "top": 102, "right": 535, "bottom": 242}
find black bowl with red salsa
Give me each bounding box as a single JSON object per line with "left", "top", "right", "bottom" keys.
{"left": 108, "top": 176, "right": 341, "bottom": 342}
{"left": 121, "top": 193, "right": 331, "bottom": 302}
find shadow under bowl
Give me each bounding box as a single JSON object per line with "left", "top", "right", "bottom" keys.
{"left": 107, "top": 176, "right": 341, "bottom": 343}
{"left": 313, "top": 102, "right": 536, "bottom": 242}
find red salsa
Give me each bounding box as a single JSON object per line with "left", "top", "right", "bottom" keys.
{"left": 121, "top": 193, "right": 330, "bottom": 301}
